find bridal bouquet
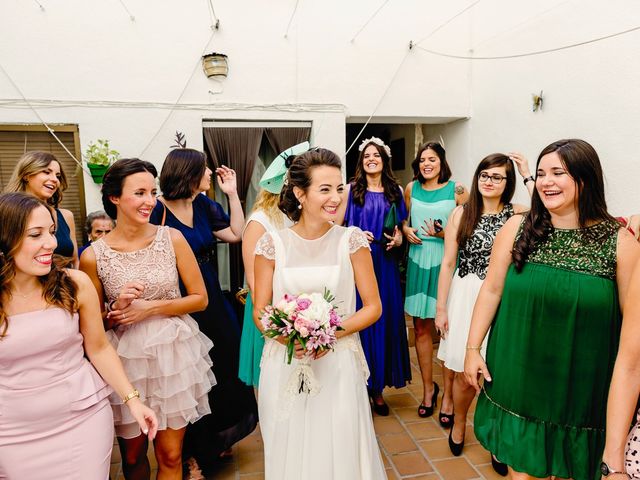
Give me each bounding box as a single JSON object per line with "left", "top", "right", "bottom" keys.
{"left": 260, "top": 289, "right": 343, "bottom": 365}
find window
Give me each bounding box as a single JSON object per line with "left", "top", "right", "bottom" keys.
{"left": 0, "top": 125, "right": 86, "bottom": 242}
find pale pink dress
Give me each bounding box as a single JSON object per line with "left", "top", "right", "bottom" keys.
{"left": 0, "top": 308, "right": 114, "bottom": 479}
{"left": 92, "top": 226, "right": 215, "bottom": 438}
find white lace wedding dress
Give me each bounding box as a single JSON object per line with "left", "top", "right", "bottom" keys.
{"left": 255, "top": 225, "right": 386, "bottom": 480}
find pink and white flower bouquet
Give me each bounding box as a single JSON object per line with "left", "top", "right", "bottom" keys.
{"left": 260, "top": 289, "right": 343, "bottom": 365}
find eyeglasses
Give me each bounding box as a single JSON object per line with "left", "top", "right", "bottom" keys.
{"left": 478, "top": 172, "right": 507, "bottom": 184}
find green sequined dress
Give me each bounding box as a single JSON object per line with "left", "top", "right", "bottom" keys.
{"left": 474, "top": 220, "right": 621, "bottom": 480}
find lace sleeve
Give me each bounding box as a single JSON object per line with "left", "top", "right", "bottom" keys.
{"left": 348, "top": 227, "right": 371, "bottom": 254}
{"left": 255, "top": 232, "right": 276, "bottom": 260}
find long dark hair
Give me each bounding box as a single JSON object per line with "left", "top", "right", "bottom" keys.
{"left": 457, "top": 154, "right": 516, "bottom": 247}
{"left": 279, "top": 148, "right": 342, "bottom": 222}
{"left": 0, "top": 193, "right": 78, "bottom": 338}
{"left": 512, "top": 139, "right": 615, "bottom": 271}
{"left": 411, "top": 142, "right": 452, "bottom": 184}
{"left": 351, "top": 140, "right": 401, "bottom": 206}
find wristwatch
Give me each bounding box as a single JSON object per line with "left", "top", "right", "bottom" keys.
{"left": 600, "top": 461, "right": 625, "bottom": 476}
{"left": 523, "top": 175, "right": 535, "bottom": 185}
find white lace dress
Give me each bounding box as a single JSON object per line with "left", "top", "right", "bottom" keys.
{"left": 255, "top": 225, "right": 386, "bottom": 480}
{"left": 92, "top": 226, "right": 216, "bottom": 438}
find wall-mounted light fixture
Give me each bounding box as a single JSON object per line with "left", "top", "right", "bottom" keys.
{"left": 202, "top": 52, "right": 228, "bottom": 78}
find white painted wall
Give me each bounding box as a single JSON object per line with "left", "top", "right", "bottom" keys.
{"left": 0, "top": 0, "right": 472, "bottom": 212}
{"left": 2, "top": 0, "right": 639, "bottom": 214}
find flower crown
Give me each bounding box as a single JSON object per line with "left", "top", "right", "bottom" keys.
{"left": 358, "top": 137, "right": 391, "bottom": 158}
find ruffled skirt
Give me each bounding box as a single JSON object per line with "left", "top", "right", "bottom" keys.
{"left": 107, "top": 315, "right": 216, "bottom": 438}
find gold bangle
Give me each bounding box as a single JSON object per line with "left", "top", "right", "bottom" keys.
{"left": 122, "top": 389, "right": 140, "bottom": 404}
{"left": 466, "top": 345, "right": 482, "bottom": 350}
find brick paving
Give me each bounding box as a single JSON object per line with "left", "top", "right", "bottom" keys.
{"left": 110, "top": 332, "right": 509, "bottom": 479}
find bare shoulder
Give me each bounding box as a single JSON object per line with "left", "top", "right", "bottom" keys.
{"left": 512, "top": 203, "right": 529, "bottom": 215}
{"left": 618, "top": 227, "right": 640, "bottom": 260}
{"left": 500, "top": 214, "right": 525, "bottom": 236}
{"left": 167, "top": 226, "right": 187, "bottom": 243}
{"left": 65, "top": 267, "right": 92, "bottom": 289}
{"left": 405, "top": 181, "right": 414, "bottom": 194}
{"left": 59, "top": 208, "right": 75, "bottom": 222}
{"left": 449, "top": 205, "right": 465, "bottom": 225}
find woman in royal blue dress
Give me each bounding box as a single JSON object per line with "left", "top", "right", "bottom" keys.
{"left": 344, "top": 137, "right": 411, "bottom": 415}
{"left": 150, "top": 148, "right": 258, "bottom": 476}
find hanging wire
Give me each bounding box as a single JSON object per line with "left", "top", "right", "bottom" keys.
{"left": 0, "top": 62, "right": 90, "bottom": 174}
{"left": 350, "top": 0, "right": 390, "bottom": 43}
{"left": 116, "top": 0, "right": 135, "bottom": 21}
{"left": 415, "top": 24, "right": 640, "bottom": 60}
{"left": 138, "top": 29, "right": 217, "bottom": 157}
{"left": 415, "top": 0, "right": 482, "bottom": 46}
{"left": 344, "top": 52, "right": 410, "bottom": 157}
{"left": 33, "top": 0, "right": 45, "bottom": 11}
{"left": 206, "top": 0, "right": 220, "bottom": 30}
{"left": 472, "top": 1, "right": 571, "bottom": 50}
{"left": 284, "top": 0, "right": 301, "bottom": 38}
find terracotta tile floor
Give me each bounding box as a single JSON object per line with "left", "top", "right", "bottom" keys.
{"left": 110, "top": 329, "right": 509, "bottom": 479}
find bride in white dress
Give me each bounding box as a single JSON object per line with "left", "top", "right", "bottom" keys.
{"left": 253, "top": 148, "right": 387, "bottom": 479}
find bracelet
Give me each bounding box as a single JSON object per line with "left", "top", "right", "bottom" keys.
{"left": 523, "top": 175, "right": 535, "bottom": 185}
{"left": 466, "top": 345, "right": 482, "bottom": 350}
{"left": 107, "top": 300, "right": 117, "bottom": 312}
{"left": 122, "top": 389, "right": 140, "bottom": 404}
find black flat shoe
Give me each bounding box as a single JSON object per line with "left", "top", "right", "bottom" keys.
{"left": 372, "top": 400, "right": 390, "bottom": 416}
{"left": 417, "top": 382, "right": 439, "bottom": 418}
{"left": 491, "top": 454, "right": 508, "bottom": 477}
{"left": 438, "top": 411, "right": 454, "bottom": 429}
{"left": 448, "top": 427, "right": 464, "bottom": 456}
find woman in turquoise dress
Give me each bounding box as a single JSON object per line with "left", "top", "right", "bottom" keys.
{"left": 464, "top": 139, "right": 640, "bottom": 480}
{"left": 402, "top": 141, "right": 468, "bottom": 423}
{"left": 238, "top": 143, "right": 304, "bottom": 387}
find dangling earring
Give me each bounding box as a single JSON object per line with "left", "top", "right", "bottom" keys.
{"left": 297, "top": 204, "right": 302, "bottom": 210}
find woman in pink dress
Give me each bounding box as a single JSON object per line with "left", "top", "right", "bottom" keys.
{"left": 0, "top": 192, "right": 157, "bottom": 480}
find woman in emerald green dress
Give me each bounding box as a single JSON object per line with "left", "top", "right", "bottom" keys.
{"left": 464, "top": 139, "right": 640, "bottom": 480}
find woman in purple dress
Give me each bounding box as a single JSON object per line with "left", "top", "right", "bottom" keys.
{"left": 344, "top": 137, "right": 411, "bottom": 415}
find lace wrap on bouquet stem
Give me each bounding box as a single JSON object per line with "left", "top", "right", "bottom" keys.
{"left": 278, "top": 356, "right": 321, "bottom": 420}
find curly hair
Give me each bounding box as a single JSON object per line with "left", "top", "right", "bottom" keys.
{"left": 0, "top": 193, "right": 78, "bottom": 338}
{"left": 351, "top": 140, "right": 401, "bottom": 206}
{"left": 4, "top": 151, "right": 69, "bottom": 208}
{"left": 279, "top": 148, "right": 342, "bottom": 222}
{"left": 512, "top": 139, "right": 616, "bottom": 271}
{"left": 252, "top": 189, "right": 284, "bottom": 229}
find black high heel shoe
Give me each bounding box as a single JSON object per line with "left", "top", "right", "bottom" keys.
{"left": 370, "top": 393, "right": 390, "bottom": 416}
{"left": 448, "top": 426, "right": 464, "bottom": 456}
{"left": 491, "top": 454, "right": 508, "bottom": 477}
{"left": 417, "top": 382, "right": 439, "bottom": 418}
{"left": 438, "top": 411, "right": 454, "bottom": 429}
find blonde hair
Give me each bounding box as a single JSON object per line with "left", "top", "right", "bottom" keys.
{"left": 251, "top": 190, "right": 283, "bottom": 228}
{"left": 4, "top": 151, "right": 68, "bottom": 208}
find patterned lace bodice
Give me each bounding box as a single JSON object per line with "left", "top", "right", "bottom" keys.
{"left": 458, "top": 204, "right": 514, "bottom": 280}
{"left": 92, "top": 226, "right": 181, "bottom": 302}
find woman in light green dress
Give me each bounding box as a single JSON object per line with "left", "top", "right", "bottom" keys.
{"left": 402, "top": 142, "right": 468, "bottom": 422}
{"left": 238, "top": 143, "right": 303, "bottom": 386}
{"left": 464, "top": 139, "right": 640, "bottom": 480}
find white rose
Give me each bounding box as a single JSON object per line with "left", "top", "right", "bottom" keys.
{"left": 304, "top": 293, "right": 331, "bottom": 326}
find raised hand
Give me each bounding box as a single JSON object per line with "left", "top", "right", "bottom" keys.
{"left": 508, "top": 152, "right": 532, "bottom": 179}
{"left": 215, "top": 166, "right": 238, "bottom": 196}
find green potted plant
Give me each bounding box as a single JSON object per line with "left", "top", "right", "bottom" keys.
{"left": 85, "top": 139, "right": 120, "bottom": 184}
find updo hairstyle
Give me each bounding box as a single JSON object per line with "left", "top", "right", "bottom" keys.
{"left": 279, "top": 147, "right": 342, "bottom": 222}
